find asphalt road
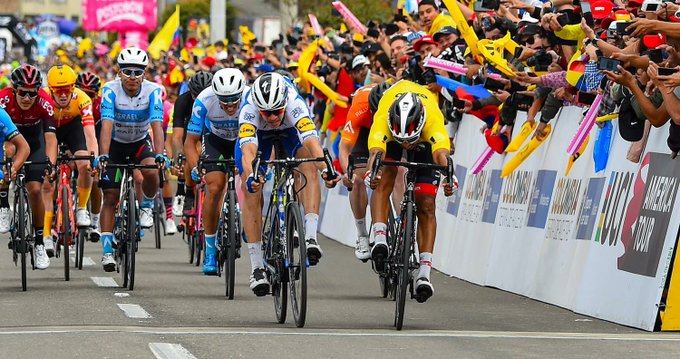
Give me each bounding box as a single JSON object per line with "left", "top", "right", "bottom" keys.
{"left": 0, "top": 229, "right": 679, "bottom": 359}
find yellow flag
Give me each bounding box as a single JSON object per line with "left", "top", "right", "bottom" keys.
{"left": 240, "top": 26, "right": 257, "bottom": 47}
{"left": 77, "top": 38, "right": 93, "bottom": 59}
{"left": 148, "top": 5, "right": 181, "bottom": 60}
{"left": 109, "top": 41, "right": 122, "bottom": 60}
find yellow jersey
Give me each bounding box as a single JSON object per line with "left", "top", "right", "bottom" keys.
{"left": 368, "top": 80, "right": 450, "bottom": 154}
{"left": 43, "top": 87, "right": 94, "bottom": 128}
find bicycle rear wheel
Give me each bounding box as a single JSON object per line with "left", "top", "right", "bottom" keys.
{"left": 395, "top": 202, "right": 414, "bottom": 331}
{"left": 187, "top": 217, "right": 195, "bottom": 263}
{"left": 76, "top": 228, "right": 86, "bottom": 270}
{"left": 224, "top": 190, "right": 237, "bottom": 300}
{"left": 154, "top": 195, "right": 162, "bottom": 249}
{"left": 286, "top": 202, "right": 307, "bottom": 328}
{"left": 62, "top": 185, "right": 71, "bottom": 282}
{"left": 16, "top": 187, "right": 27, "bottom": 291}
{"left": 264, "top": 199, "right": 287, "bottom": 324}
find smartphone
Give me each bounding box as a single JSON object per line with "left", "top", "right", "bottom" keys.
{"left": 484, "top": 77, "right": 505, "bottom": 91}
{"left": 658, "top": 67, "right": 679, "bottom": 76}
{"left": 647, "top": 48, "right": 666, "bottom": 64}
{"left": 255, "top": 45, "right": 266, "bottom": 52}
{"left": 451, "top": 97, "right": 466, "bottom": 108}
{"left": 556, "top": 13, "right": 569, "bottom": 27}
{"left": 616, "top": 21, "right": 633, "bottom": 35}
{"left": 575, "top": 91, "right": 597, "bottom": 105}
{"left": 580, "top": 1, "right": 594, "bottom": 27}
{"left": 641, "top": 1, "right": 660, "bottom": 12}
{"left": 192, "top": 55, "right": 198, "bottom": 65}
{"left": 384, "top": 23, "right": 399, "bottom": 36}
{"left": 481, "top": 0, "right": 500, "bottom": 10}
{"left": 597, "top": 57, "right": 623, "bottom": 72}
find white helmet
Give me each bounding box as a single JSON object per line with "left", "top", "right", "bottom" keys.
{"left": 117, "top": 47, "right": 149, "bottom": 68}
{"left": 251, "top": 72, "right": 287, "bottom": 111}
{"left": 212, "top": 68, "right": 245, "bottom": 102}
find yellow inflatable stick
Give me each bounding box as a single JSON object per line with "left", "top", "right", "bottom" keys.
{"left": 441, "top": 0, "right": 482, "bottom": 63}
{"left": 303, "top": 72, "right": 348, "bottom": 108}
{"left": 564, "top": 134, "right": 589, "bottom": 177}
{"left": 297, "top": 39, "right": 325, "bottom": 93}
{"left": 596, "top": 113, "right": 618, "bottom": 122}
{"left": 477, "top": 39, "right": 515, "bottom": 78}
{"left": 501, "top": 124, "right": 552, "bottom": 178}
{"left": 505, "top": 120, "right": 537, "bottom": 153}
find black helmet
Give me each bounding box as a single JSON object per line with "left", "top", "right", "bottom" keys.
{"left": 11, "top": 64, "right": 42, "bottom": 88}
{"left": 388, "top": 92, "right": 425, "bottom": 144}
{"left": 188, "top": 70, "right": 213, "bottom": 97}
{"left": 76, "top": 72, "right": 102, "bottom": 94}
{"left": 369, "top": 82, "right": 391, "bottom": 113}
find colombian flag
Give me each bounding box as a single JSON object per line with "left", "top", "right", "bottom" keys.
{"left": 148, "top": 5, "right": 181, "bottom": 59}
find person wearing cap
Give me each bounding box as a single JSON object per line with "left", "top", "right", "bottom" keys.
{"left": 418, "top": 0, "right": 457, "bottom": 35}
{"left": 433, "top": 26, "right": 460, "bottom": 49}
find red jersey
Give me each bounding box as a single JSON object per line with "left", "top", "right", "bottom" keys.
{"left": 0, "top": 87, "right": 56, "bottom": 134}
{"left": 92, "top": 96, "right": 101, "bottom": 125}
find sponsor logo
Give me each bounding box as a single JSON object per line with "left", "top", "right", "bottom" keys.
{"left": 295, "top": 118, "right": 315, "bottom": 133}
{"left": 545, "top": 177, "right": 584, "bottom": 240}
{"left": 526, "top": 170, "right": 557, "bottom": 229}
{"left": 244, "top": 112, "right": 256, "bottom": 122}
{"left": 446, "top": 165, "right": 467, "bottom": 216}
{"left": 291, "top": 106, "right": 304, "bottom": 119}
{"left": 497, "top": 170, "right": 534, "bottom": 228}
{"left": 239, "top": 124, "right": 256, "bottom": 138}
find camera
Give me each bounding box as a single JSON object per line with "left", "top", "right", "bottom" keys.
{"left": 526, "top": 49, "right": 552, "bottom": 71}
{"left": 317, "top": 65, "right": 332, "bottom": 77}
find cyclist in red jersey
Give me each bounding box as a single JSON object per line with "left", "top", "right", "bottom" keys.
{"left": 0, "top": 65, "right": 58, "bottom": 270}
{"left": 76, "top": 72, "right": 103, "bottom": 242}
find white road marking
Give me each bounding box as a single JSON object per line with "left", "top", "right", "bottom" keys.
{"left": 117, "top": 304, "right": 152, "bottom": 319}
{"left": 0, "top": 326, "right": 679, "bottom": 342}
{"left": 72, "top": 257, "right": 95, "bottom": 266}
{"left": 149, "top": 343, "right": 197, "bottom": 359}
{"left": 90, "top": 277, "right": 119, "bottom": 287}
{"left": 114, "top": 292, "right": 130, "bottom": 298}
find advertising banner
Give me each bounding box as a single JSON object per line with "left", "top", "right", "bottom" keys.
{"left": 82, "top": 0, "right": 157, "bottom": 32}
{"left": 320, "top": 107, "right": 680, "bottom": 330}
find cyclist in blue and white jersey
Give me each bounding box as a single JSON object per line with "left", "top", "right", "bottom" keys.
{"left": 184, "top": 68, "right": 248, "bottom": 275}
{"left": 0, "top": 106, "right": 30, "bottom": 183}
{"left": 236, "top": 72, "right": 339, "bottom": 296}
{"left": 95, "top": 47, "right": 169, "bottom": 272}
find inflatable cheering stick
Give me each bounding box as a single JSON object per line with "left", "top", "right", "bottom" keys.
{"left": 501, "top": 124, "right": 552, "bottom": 178}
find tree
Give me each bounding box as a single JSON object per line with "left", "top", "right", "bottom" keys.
{"left": 296, "top": 0, "right": 394, "bottom": 28}
{"left": 154, "top": 0, "right": 237, "bottom": 43}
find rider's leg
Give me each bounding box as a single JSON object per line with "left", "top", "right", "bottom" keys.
{"left": 75, "top": 152, "right": 93, "bottom": 226}
{"left": 139, "top": 157, "right": 160, "bottom": 229}
{"left": 350, "top": 167, "right": 370, "bottom": 260}
{"left": 162, "top": 178, "right": 174, "bottom": 221}
{"left": 41, "top": 175, "right": 55, "bottom": 254}
{"left": 414, "top": 191, "right": 437, "bottom": 302}
{"left": 90, "top": 179, "right": 102, "bottom": 227}
{"left": 202, "top": 171, "right": 226, "bottom": 274}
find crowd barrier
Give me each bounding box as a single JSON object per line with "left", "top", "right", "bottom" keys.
{"left": 319, "top": 106, "right": 680, "bottom": 331}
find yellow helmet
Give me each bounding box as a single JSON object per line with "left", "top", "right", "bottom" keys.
{"left": 47, "top": 64, "right": 77, "bottom": 88}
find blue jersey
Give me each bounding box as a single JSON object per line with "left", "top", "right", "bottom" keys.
{"left": 0, "top": 107, "right": 20, "bottom": 160}
{"left": 100, "top": 79, "right": 164, "bottom": 143}
{"left": 187, "top": 86, "right": 249, "bottom": 141}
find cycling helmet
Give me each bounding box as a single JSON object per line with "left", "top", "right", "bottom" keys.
{"left": 117, "top": 47, "right": 149, "bottom": 68}
{"left": 11, "top": 64, "right": 42, "bottom": 88}
{"left": 369, "top": 82, "right": 391, "bottom": 114}
{"left": 212, "top": 68, "right": 245, "bottom": 102}
{"left": 47, "top": 64, "right": 77, "bottom": 88}
{"left": 188, "top": 70, "right": 213, "bottom": 98}
{"left": 388, "top": 92, "right": 426, "bottom": 144}
{"left": 76, "top": 72, "right": 102, "bottom": 93}
{"left": 251, "top": 72, "right": 287, "bottom": 111}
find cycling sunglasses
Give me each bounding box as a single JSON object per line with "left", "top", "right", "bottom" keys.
{"left": 121, "top": 68, "right": 145, "bottom": 78}
{"left": 260, "top": 108, "right": 285, "bottom": 117}
{"left": 217, "top": 94, "right": 241, "bottom": 105}
{"left": 16, "top": 89, "right": 39, "bottom": 99}
{"left": 52, "top": 85, "right": 73, "bottom": 97}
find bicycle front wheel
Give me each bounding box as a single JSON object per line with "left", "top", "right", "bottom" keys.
{"left": 126, "top": 189, "right": 137, "bottom": 290}
{"left": 395, "top": 201, "right": 415, "bottom": 331}
{"left": 264, "top": 198, "right": 287, "bottom": 324}
{"left": 154, "top": 195, "right": 162, "bottom": 249}
{"left": 286, "top": 202, "right": 307, "bottom": 328}
{"left": 224, "top": 190, "right": 237, "bottom": 300}
{"left": 16, "top": 187, "right": 27, "bottom": 291}
{"left": 62, "top": 185, "right": 71, "bottom": 281}
{"left": 76, "top": 228, "right": 86, "bottom": 270}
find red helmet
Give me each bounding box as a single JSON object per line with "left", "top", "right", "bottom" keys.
{"left": 76, "top": 72, "right": 102, "bottom": 93}
{"left": 11, "top": 64, "right": 42, "bottom": 88}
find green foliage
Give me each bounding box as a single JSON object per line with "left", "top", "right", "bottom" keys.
{"left": 153, "top": 0, "right": 237, "bottom": 43}
{"left": 71, "top": 27, "right": 86, "bottom": 39}
{"left": 297, "top": 0, "right": 394, "bottom": 28}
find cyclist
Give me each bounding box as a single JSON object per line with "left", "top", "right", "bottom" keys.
{"left": 172, "top": 71, "right": 213, "bottom": 217}
{"left": 76, "top": 71, "right": 103, "bottom": 242}
{"left": 338, "top": 82, "right": 390, "bottom": 261}
{"left": 0, "top": 105, "right": 31, "bottom": 198}
{"left": 366, "top": 80, "right": 456, "bottom": 303}
{"left": 43, "top": 64, "right": 99, "bottom": 253}
{"left": 95, "top": 47, "right": 167, "bottom": 272}
{"left": 0, "top": 65, "right": 58, "bottom": 269}
{"left": 185, "top": 68, "right": 247, "bottom": 275}
{"left": 236, "top": 72, "right": 339, "bottom": 296}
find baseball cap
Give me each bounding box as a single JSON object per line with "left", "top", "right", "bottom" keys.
{"left": 591, "top": 0, "right": 614, "bottom": 19}
{"left": 413, "top": 35, "right": 439, "bottom": 51}
{"left": 351, "top": 55, "right": 370, "bottom": 70}
{"left": 643, "top": 33, "right": 666, "bottom": 49}
{"left": 433, "top": 26, "right": 460, "bottom": 42}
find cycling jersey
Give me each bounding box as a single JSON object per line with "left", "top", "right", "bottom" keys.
{"left": 238, "top": 79, "right": 317, "bottom": 147}
{"left": 100, "top": 79, "right": 163, "bottom": 143}
{"left": 187, "top": 86, "right": 249, "bottom": 141}
{"left": 0, "top": 87, "right": 56, "bottom": 137}
{"left": 92, "top": 96, "right": 101, "bottom": 125}
{"left": 0, "top": 106, "right": 20, "bottom": 145}
{"left": 341, "top": 84, "right": 375, "bottom": 146}
{"left": 43, "top": 87, "right": 95, "bottom": 128}
{"left": 172, "top": 91, "right": 193, "bottom": 130}
{"left": 368, "top": 80, "right": 450, "bottom": 154}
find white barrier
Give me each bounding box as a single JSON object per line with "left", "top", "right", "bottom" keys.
{"left": 320, "top": 106, "right": 680, "bottom": 330}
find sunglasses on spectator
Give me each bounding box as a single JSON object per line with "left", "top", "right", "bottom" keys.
{"left": 260, "top": 108, "right": 285, "bottom": 117}
{"left": 16, "top": 89, "right": 39, "bottom": 99}
{"left": 52, "top": 85, "right": 73, "bottom": 97}
{"left": 217, "top": 94, "right": 241, "bottom": 105}
{"left": 121, "top": 68, "right": 145, "bottom": 78}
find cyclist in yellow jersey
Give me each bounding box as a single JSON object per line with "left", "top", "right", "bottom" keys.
{"left": 42, "top": 64, "right": 98, "bottom": 257}
{"left": 366, "top": 79, "right": 456, "bottom": 303}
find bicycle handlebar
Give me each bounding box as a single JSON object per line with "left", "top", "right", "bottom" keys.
{"left": 372, "top": 154, "right": 455, "bottom": 186}
{"left": 252, "top": 148, "right": 337, "bottom": 183}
